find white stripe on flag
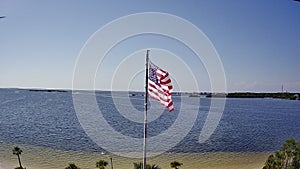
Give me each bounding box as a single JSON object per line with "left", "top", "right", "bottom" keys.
{"left": 148, "top": 61, "right": 174, "bottom": 112}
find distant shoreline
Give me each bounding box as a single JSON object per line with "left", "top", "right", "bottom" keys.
{"left": 206, "top": 92, "right": 300, "bottom": 100}
{"left": 1, "top": 88, "right": 299, "bottom": 100}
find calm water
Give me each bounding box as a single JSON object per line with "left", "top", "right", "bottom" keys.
{"left": 0, "top": 88, "right": 300, "bottom": 153}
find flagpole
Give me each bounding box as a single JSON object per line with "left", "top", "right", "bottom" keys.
{"left": 143, "top": 49, "right": 149, "bottom": 169}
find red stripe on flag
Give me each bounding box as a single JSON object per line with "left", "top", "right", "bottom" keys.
{"left": 148, "top": 61, "right": 174, "bottom": 112}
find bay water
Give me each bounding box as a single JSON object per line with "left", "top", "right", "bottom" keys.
{"left": 0, "top": 88, "right": 299, "bottom": 168}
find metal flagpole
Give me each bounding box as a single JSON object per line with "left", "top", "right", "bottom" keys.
{"left": 143, "top": 50, "right": 149, "bottom": 169}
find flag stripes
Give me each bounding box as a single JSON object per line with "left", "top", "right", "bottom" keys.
{"left": 148, "top": 61, "right": 174, "bottom": 112}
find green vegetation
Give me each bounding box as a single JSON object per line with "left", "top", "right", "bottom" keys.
{"left": 132, "top": 162, "right": 143, "bottom": 169}
{"left": 226, "top": 92, "right": 300, "bottom": 100}
{"left": 170, "top": 161, "right": 183, "bottom": 169}
{"left": 28, "top": 89, "right": 68, "bottom": 93}
{"left": 96, "top": 159, "right": 108, "bottom": 169}
{"left": 65, "top": 163, "right": 81, "bottom": 169}
{"left": 263, "top": 138, "right": 300, "bottom": 169}
{"left": 205, "top": 92, "right": 300, "bottom": 100}
{"left": 12, "top": 146, "right": 25, "bottom": 169}
{"left": 133, "top": 162, "right": 161, "bottom": 169}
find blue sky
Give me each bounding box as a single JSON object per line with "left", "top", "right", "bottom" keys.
{"left": 1, "top": 0, "right": 300, "bottom": 92}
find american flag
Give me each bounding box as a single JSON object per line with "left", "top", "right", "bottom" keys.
{"left": 148, "top": 61, "right": 174, "bottom": 112}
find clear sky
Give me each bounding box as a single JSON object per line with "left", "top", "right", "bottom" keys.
{"left": 1, "top": 0, "right": 300, "bottom": 92}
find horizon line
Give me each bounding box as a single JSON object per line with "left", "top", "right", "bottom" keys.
{"left": 0, "top": 87, "right": 299, "bottom": 94}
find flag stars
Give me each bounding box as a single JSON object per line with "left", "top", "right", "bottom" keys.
{"left": 149, "top": 68, "right": 158, "bottom": 84}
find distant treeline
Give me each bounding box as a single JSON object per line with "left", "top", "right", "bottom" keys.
{"left": 28, "top": 89, "right": 68, "bottom": 93}
{"left": 226, "top": 92, "right": 299, "bottom": 99}
{"left": 20, "top": 89, "right": 300, "bottom": 100}
{"left": 206, "top": 92, "right": 300, "bottom": 100}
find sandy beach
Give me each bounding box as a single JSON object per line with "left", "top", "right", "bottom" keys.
{"left": 0, "top": 141, "right": 270, "bottom": 169}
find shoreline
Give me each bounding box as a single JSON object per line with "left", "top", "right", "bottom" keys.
{"left": 0, "top": 142, "right": 270, "bottom": 169}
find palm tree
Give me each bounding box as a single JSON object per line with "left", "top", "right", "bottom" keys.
{"left": 65, "top": 163, "right": 80, "bottom": 169}
{"left": 12, "top": 146, "right": 23, "bottom": 169}
{"left": 263, "top": 138, "right": 300, "bottom": 169}
{"left": 133, "top": 162, "right": 143, "bottom": 169}
{"left": 170, "top": 161, "right": 183, "bottom": 169}
{"left": 148, "top": 164, "right": 161, "bottom": 169}
{"left": 96, "top": 159, "right": 108, "bottom": 169}
{"left": 133, "top": 162, "right": 161, "bottom": 169}
{"left": 281, "top": 138, "right": 296, "bottom": 168}
{"left": 263, "top": 154, "right": 276, "bottom": 169}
